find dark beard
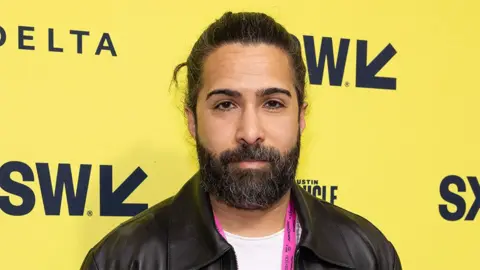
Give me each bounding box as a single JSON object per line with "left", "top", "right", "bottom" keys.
{"left": 196, "top": 133, "right": 301, "bottom": 210}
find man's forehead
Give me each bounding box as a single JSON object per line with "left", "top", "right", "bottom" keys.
{"left": 201, "top": 43, "right": 295, "bottom": 96}
{"left": 204, "top": 44, "right": 290, "bottom": 71}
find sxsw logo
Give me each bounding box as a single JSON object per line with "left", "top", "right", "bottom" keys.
{"left": 0, "top": 161, "right": 148, "bottom": 217}
{"left": 439, "top": 175, "right": 479, "bottom": 221}
{"left": 292, "top": 34, "right": 397, "bottom": 90}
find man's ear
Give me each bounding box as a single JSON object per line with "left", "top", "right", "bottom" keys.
{"left": 299, "top": 102, "right": 307, "bottom": 134}
{"left": 185, "top": 107, "right": 196, "bottom": 139}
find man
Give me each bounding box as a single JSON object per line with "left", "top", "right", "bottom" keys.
{"left": 81, "top": 11, "right": 402, "bottom": 270}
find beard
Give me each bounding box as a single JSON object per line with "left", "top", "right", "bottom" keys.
{"left": 196, "top": 132, "right": 301, "bottom": 211}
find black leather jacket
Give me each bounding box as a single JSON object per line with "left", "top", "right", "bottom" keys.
{"left": 81, "top": 172, "right": 402, "bottom": 270}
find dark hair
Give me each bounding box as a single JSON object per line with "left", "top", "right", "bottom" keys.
{"left": 172, "top": 11, "right": 306, "bottom": 117}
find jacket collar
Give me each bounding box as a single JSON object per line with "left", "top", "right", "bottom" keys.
{"left": 167, "top": 172, "right": 355, "bottom": 269}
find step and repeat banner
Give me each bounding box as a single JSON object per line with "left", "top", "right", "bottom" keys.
{"left": 1, "top": 1, "right": 478, "bottom": 269}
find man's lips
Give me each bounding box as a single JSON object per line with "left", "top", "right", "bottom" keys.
{"left": 233, "top": 160, "right": 269, "bottom": 169}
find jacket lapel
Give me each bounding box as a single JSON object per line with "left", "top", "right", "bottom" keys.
{"left": 291, "top": 184, "right": 355, "bottom": 268}
{"left": 167, "top": 172, "right": 231, "bottom": 270}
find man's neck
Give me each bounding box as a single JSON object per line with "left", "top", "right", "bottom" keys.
{"left": 210, "top": 190, "right": 291, "bottom": 238}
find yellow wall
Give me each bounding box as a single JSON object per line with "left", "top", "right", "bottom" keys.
{"left": 1, "top": 1, "right": 479, "bottom": 269}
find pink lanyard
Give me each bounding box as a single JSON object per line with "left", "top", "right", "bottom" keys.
{"left": 213, "top": 200, "right": 297, "bottom": 270}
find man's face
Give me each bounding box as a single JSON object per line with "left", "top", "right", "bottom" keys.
{"left": 186, "top": 43, "right": 306, "bottom": 210}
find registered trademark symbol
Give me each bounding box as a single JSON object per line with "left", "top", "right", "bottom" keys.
{"left": 87, "top": 210, "right": 93, "bottom": 217}
{"left": 344, "top": 81, "right": 350, "bottom": 87}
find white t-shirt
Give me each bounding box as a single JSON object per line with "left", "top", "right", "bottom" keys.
{"left": 223, "top": 219, "right": 302, "bottom": 270}
{"left": 224, "top": 229, "right": 284, "bottom": 270}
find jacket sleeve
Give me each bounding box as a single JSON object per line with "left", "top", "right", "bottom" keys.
{"left": 389, "top": 241, "right": 402, "bottom": 270}
{"left": 80, "top": 249, "right": 100, "bottom": 270}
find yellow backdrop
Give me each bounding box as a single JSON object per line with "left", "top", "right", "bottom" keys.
{"left": 1, "top": 1, "right": 479, "bottom": 269}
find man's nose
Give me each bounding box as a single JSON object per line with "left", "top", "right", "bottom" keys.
{"left": 235, "top": 106, "right": 265, "bottom": 145}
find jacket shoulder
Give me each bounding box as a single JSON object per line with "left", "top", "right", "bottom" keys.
{"left": 318, "top": 200, "right": 402, "bottom": 269}
{"left": 80, "top": 196, "right": 174, "bottom": 270}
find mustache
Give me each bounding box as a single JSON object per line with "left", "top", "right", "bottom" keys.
{"left": 218, "top": 144, "right": 282, "bottom": 165}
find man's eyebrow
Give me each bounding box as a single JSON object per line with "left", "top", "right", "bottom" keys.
{"left": 257, "top": 87, "right": 291, "bottom": 98}
{"left": 205, "top": 87, "right": 292, "bottom": 100}
{"left": 206, "top": 89, "right": 241, "bottom": 100}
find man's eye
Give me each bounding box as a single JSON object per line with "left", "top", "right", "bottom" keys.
{"left": 264, "top": 100, "right": 284, "bottom": 109}
{"left": 215, "top": 101, "right": 235, "bottom": 111}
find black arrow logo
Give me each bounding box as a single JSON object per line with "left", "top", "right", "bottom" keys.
{"left": 356, "top": 40, "right": 397, "bottom": 90}
{"left": 100, "top": 165, "right": 148, "bottom": 216}
{"left": 0, "top": 26, "right": 6, "bottom": 46}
